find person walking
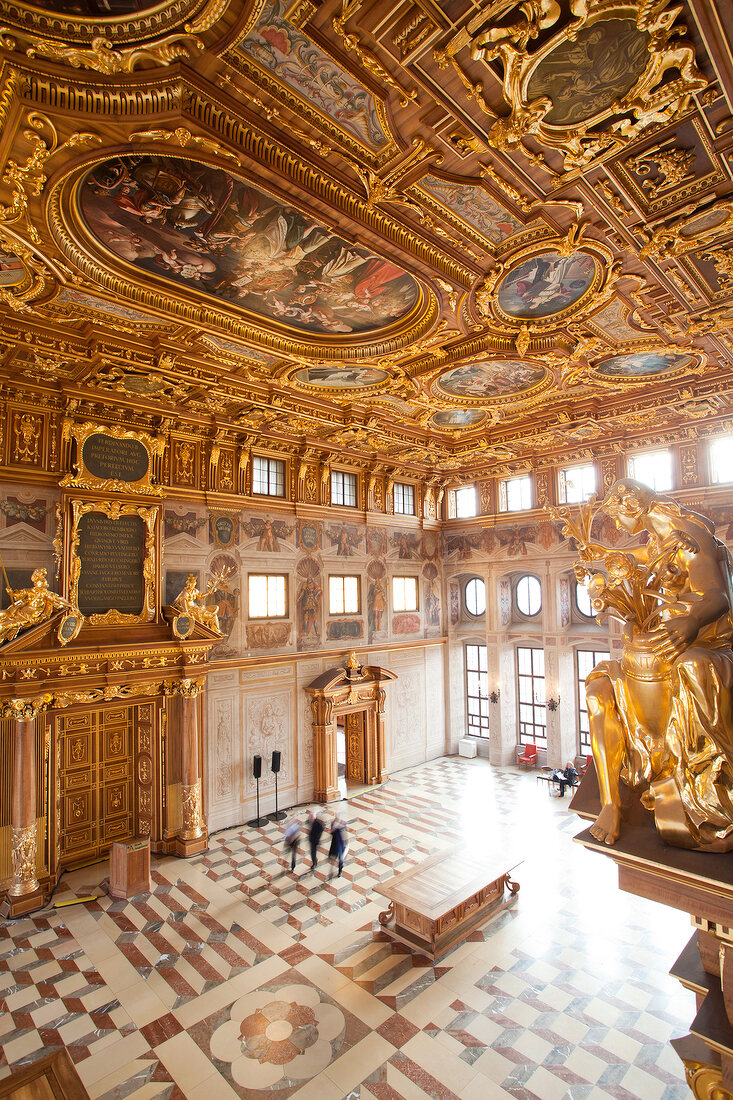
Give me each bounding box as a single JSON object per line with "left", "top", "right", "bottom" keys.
{"left": 283, "top": 815, "right": 301, "bottom": 873}
{"left": 307, "top": 809, "right": 325, "bottom": 871}
{"left": 328, "top": 815, "right": 348, "bottom": 878}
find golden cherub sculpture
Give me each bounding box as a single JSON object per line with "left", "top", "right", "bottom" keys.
{"left": 554, "top": 479, "right": 733, "bottom": 852}
{"left": 173, "top": 572, "right": 231, "bottom": 634}
{"left": 0, "top": 568, "right": 76, "bottom": 645}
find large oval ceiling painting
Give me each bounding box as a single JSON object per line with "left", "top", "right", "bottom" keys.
{"left": 80, "top": 156, "right": 420, "bottom": 336}
{"left": 436, "top": 359, "right": 546, "bottom": 400}
{"left": 496, "top": 251, "right": 598, "bottom": 320}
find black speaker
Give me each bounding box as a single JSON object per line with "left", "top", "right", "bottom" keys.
{"left": 271, "top": 750, "right": 281, "bottom": 774}
{"left": 253, "top": 754, "right": 262, "bottom": 780}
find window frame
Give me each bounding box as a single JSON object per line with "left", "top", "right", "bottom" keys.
{"left": 627, "top": 448, "right": 673, "bottom": 493}
{"left": 516, "top": 645, "right": 547, "bottom": 749}
{"left": 464, "top": 577, "right": 486, "bottom": 617}
{"left": 247, "top": 573, "right": 288, "bottom": 620}
{"left": 575, "top": 579, "right": 593, "bottom": 619}
{"left": 455, "top": 485, "right": 478, "bottom": 518}
{"left": 577, "top": 648, "right": 610, "bottom": 751}
{"left": 328, "top": 574, "right": 361, "bottom": 615}
{"left": 710, "top": 436, "right": 733, "bottom": 485}
{"left": 515, "top": 574, "right": 542, "bottom": 618}
{"left": 393, "top": 482, "right": 416, "bottom": 516}
{"left": 558, "top": 462, "right": 596, "bottom": 504}
{"left": 252, "top": 454, "right": 286, "bottom": 498}
{"left": 499, "top": 474, "right": 532, "bottom": 513}
{"left": 465, "top": 642, "right": 490, "bottom": 739}
{"left": 331, "top": 469, "right": 358, "bottom": 508}
{"left": 392, "top": 575, "right": 419, "bottom": 612}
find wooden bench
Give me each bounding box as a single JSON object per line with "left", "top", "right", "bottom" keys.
{"left": 374, "top": 847, "right": 521, "bottom": 961}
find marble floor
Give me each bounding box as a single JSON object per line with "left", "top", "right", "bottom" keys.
{"left": 0, "top": 757, "right": 695, "bottom": 1099}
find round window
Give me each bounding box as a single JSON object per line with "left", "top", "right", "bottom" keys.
{"left": 465, "top": 577, "right": 486, "bottom": 616}
{"left": 576, "top": 581, "right": 593, "bottom": 617}
{"left": 516, "top": 575, "right": 541, "bottom": 616}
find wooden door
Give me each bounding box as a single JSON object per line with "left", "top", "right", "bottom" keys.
{"left": 345, "top": 711, "right": 366, "bottom": 782}
{"left": 58, "top": 707, "right": 135, "bottom": 866}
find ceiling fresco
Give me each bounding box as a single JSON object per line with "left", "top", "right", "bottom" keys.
{"left": 80, "top": 155, "right": 419, "bottom": 336}
{"left": 0, "top": 0, "right": 732, "bottom": 490}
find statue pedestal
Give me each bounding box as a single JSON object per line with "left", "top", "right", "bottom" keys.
{"left": 574, "top": 776, "right": 733, "bottom": 1098}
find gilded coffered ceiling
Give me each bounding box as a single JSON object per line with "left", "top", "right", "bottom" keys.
{"left": 0, "top": 0, "right": 732, "bottom": 481}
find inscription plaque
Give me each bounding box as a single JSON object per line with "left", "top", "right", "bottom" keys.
{"left": 76, "top": 512, "right": 145, "bottom": 616}
{"left": 82, "top": 433, "right": 149, "bottom": 484}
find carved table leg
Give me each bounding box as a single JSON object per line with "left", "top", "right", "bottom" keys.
{"left": 378, "top": 901, "right": 394, "bottom": 927}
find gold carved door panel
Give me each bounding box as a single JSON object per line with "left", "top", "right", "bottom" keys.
{"left": 345, "top": 712, "right": 366, "bottom": 783}
{"left": 58, "top": 707, "right": 135, "bottom": 865}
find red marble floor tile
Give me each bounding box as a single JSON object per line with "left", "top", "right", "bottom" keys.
{"left": 376, "top": 1013, "right": 419, "bottom": 1048}
{"left": 391, "top": 1054, "right": 463, "bottom": 1100}
{"left": 156, "top": 968, "right": 197, "bottom": 999}
{"left": 141, "top": 1013, "right": 184, "bottom": 1048}
{"left": 279, "top": 943, "right": 312, "bottom": 965}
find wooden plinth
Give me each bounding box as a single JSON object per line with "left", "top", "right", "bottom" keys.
{"left": 374, "top": 847, "right": 521, "bottom": 961}
{"left": 0, "top": 882, "right": 45, "bottom": 919}
{"left": 108, "top": 836, "right": 151, "bottom": 899}
{"left": 0, "top": 1048, "right": 89, "bottom": 1098}
{"left": 174, "top": 830, "right": 209, "bottom": 858}
{"left": 574, "top": 778, "right": 733, "bottom": 1099}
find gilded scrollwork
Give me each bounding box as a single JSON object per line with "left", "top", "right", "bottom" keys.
{"left": 180, "top": 779, "right": 203, "bottom": 838}
{"left": 9, "top": 823, "right": 38, "bottom": 896}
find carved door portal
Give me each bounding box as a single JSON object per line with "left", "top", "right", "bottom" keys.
{"left": 345, "top": 712, "right": 366, "bottom": 783}
{"left": 57, "top": 706, "right": 135, "bottom": 866}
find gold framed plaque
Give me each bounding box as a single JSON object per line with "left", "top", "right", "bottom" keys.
{"left": 61, "top": 423, "right": 165, "bottom": 496}
{"left": 69, "top": 501, "right": 159, "bottom": 626}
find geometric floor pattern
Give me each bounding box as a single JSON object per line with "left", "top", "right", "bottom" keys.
{"left": 0, "top": 757, "right": 695, "bottom": 1098}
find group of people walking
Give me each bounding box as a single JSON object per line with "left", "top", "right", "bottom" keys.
{"left": 283, "top": 808, "right": 348, "bottom": 878}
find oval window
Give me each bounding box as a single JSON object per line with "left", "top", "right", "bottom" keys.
{"left": 465, "top": 577, "right": 486, "bottom": 616}
{"left": 576, "top": 581, "right": 593, "bottom": 617}
{"left": 516, "top": 575, "right": 541, "bottom": 616}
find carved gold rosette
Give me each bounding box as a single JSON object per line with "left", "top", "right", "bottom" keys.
{"left": 9, "top": 822, "right": 38, "bottom": 896}
{"left": 165, "top": 677, "right": 205, "bottom": 698}
{"left": 180, "top": 779, "right": 203, "bottom": 840}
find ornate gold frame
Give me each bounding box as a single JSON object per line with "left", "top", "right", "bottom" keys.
{"left": 69, "top": 500, "right": 159, "bottom": 626}
{"left": 429, "top": 354, "right": 551, "bottom": 407}
{"left": 61, "top": 422, "right": 165, "bottom": 495}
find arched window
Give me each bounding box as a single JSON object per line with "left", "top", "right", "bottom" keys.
{"left": 465, "top": 577, "right": 486, "bottom": 616}
{"left": 576, "top": 581, "right": 593, "bottom": 618}
{"left": 516, "top": 574, "right": 541, "bottom": 617}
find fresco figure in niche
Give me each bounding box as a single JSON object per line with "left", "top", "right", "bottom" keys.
{"left": 393, "top": 531, "right": 420, "bottom": 559}
{"left": 297, "top": 575, "right": 321, "bottom": 638}
{"left": 497, "top": 251, "right": 596, "bottom": 319}
{"left": 294, "top": 365, "right": 389, "bottom": 388}
{"left": 368, "top": 579, "right": 386, "bottom": 635}
{"left": 525, "top": 20, "right": 650, "bottom": 128}
{"left": 418, "top": 177, "right": 524, "bottom": 243}
{"left": 596, "top": 351, "right": 694, "bottom": 377}
{"left": 82, "top": 156, "right": 418, "bottom": 336}
{"left": 423, "top": 564, "right": 441, "bottom": 629}
{"left": 240, "top": 0, "right": 388, "bottom": 150}
{"left": 437, "top": 359, "right": 545, "bottom": 399}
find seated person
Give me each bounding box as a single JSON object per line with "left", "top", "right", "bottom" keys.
{"left": 552, "top": 762, "right": 578, "bottom": 797}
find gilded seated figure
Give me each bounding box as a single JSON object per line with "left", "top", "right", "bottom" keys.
{"left": 173, "top": 574, "right": 222, "bottom": 634}
{"left": 0, "top": 568, "right": 73, "bottom": 644}
{"left": 556, "top": 479, "right": 733, "bottom": 852}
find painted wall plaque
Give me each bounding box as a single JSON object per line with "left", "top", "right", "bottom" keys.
{"left": 436, "top": 359, "right": 545, "bottom": 400}
{"left": 82, "top": 433, "right": 150, "bottom": 483}
{"left": 62, "top": 423, "right": 164, "bottom": 494}
{"left": 595, "top": 351, "right": 695, "bottom": 377}
{"left": 496, "top": 251, "right": 597, "bottom": 319}
{"left": 81, "top": 156, "right": 419, "bottom": 336}
{"left": 75, "top": 512, "right": 145, "bottom": 617}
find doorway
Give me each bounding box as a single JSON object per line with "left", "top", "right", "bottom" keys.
{"left": 337, "top": 711, "right": 371, "bottom": 798}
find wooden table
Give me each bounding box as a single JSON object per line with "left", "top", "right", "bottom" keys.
{"left": 374, "top": 847, "right": 521, "bottom": 961}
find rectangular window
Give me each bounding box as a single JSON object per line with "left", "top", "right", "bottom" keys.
{"left": 577, "top": 648, "right": 610, "bottom": 751}
{"left": 392, "top": 576, "right": 418, "bottom": 612}
{"left": 455, "top": 486, "right": 478, "bottom": 518}
{"left": 466, "top": 643, "right": 489, "bottom": 738}
{"left": 627, "top": 449, "right": 672, "bottom": 492}
{"left": 500, "top": 475, "right": 532, "bottom": 512}
{"left": 517, "top": 646, "right": 546, "bottom": 748}
{"left": 559, "top": 463, "right": 596, "bottom": 504}
{"left": 331, "top": 470, "right": 357, "bottom": 507}
{"left": 252, "top": 456, "right": 285, "bottom": 497}
{"left": 248, "top": 574, "right": 287, "bottom": 618}
{"left": 710, "top": 437, "right": 733, "bottom": 485}
{"left": 329, "top": 575, "right": 360, "bottom": 615}
{"left": 393, "top": 483, "right": 415, "bottom": 515}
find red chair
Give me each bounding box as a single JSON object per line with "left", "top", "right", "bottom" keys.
{"left": 517, "top": 742, "right": 538, "bottom": 768}
{"left": 580, "top": 754, "right": 592, "bottom": 775}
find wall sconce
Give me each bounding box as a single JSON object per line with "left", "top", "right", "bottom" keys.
{"left": 489, "top": 687, "right": 500, "bottom": 704}
{"left": 547, "top": 696, "right": 560, "bottom": 712}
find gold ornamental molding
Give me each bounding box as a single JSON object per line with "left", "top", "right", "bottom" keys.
{"left": 9, "top": 823, "right": 38, "bottom": 896}
{"left": 60, "top": 421, "right": 165, "bottom": 496}
{"left": 163, "top": 677, "right": 206, "bottom": 698}
{"left": 52, "top": 680, "right": 166, "bottom": 709}
{"left": 639, "top": 200, "right": 733, "bottom": 261}
{"left": 180, "top": 779, "right": 203, "bottom": 839}
{"left": 1, "top": 693, "right": 52, "bottom": 720}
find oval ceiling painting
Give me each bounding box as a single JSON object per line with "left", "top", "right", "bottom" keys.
{"left": 293, "top": 365, "right": 389, "bottom": 388}
{"left": 595, "top": 351, "right": 696, "bottom": 377}
{"left": 0, "top": 246, "right": 27, "bottom": 288}
{"left": 436, "top": 359, "right": 545, "bottom": 400}
{"left": 80, "top": 156, "right": 420, "bottom": 336}
{"left": 496, "top": 251, "right": 598, "bottom": 320}
{"left": 431, "top": 409, "right": 486, "bottom": 429}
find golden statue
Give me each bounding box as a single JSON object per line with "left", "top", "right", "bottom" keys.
{"left": 173, "top": 573, "right": 224, "bottom": 634}
{"left": 0, "top": 568, "right": 76, "bottom": 644}
{"left": 555, "top": 480, "right": 733, "bottom": 851}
